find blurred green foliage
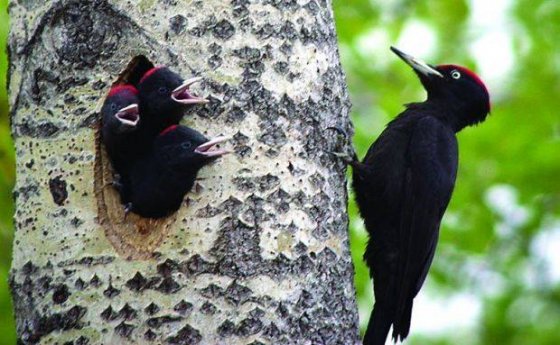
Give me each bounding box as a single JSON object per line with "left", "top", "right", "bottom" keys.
{"left": 0, "top": 0, "right": 16, "bottom": 343}
{"left": 0, "top": 1, "right": 559, "bottom": 345}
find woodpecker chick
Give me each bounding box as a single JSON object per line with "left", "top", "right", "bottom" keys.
{"left": 346, "top": 47, "right": 490, "bottom": 345}
{"left": 101, "top": 85, "right": 140, "bottom": 183}
{"left": 126, "top": 125, "right": 228, "bottom": 219}
{"left": 137, "top": 66, "right": 208, "bottom": 133}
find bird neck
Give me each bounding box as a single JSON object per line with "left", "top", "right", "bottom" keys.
{"left": 410, "top": 100, "right": 476, "bottom": 132}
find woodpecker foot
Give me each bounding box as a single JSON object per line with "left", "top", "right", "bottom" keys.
{"left": 327, "top": 150, "right": 357, "bottom": 165}
{"left": 111, "top": 174, "right": 125, "bottom": 191}
{"left": 326, "top": 125, "right": 349, "bottom": 139}
{"left": 123, "top": 203, "right": 133, "bottom": 216}
{"left": 101, "top": 175, "right": 121, "bottom": 190}
{"left": 325, "top": 126, "right": 359, "bottom": 165}
{"left": 112, "top": 181, "right": 124, "bottom": 193}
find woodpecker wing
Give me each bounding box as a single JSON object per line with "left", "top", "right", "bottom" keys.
{"left": 393, "top": 116, "right": 458, "bottom": 339}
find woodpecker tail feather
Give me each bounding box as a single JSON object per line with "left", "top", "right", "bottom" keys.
{"left": 392, "top": 299, "right": 413, "bottom": 342}
{"left": 363, "top": 303, "right": 393, "bottom": 345}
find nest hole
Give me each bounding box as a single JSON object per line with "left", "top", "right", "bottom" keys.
{"left": 94, "top": 56, "right": 177, "bottom": 260}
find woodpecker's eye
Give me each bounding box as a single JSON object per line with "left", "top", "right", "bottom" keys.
{"left": 110, "top": 103, "right": 117, "bottom": 111}
{"left": 451, "top": 70, "right": 461, "bottom": 79}
{"left": 181, "top": 142, "right": 192, "bottom": 150}
{"left": 158, "top": 87, "right": 167, "bottom": 94}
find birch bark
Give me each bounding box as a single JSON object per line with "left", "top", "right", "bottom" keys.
{"left": 8, "top": 0, "right": 359, "bottom": 344}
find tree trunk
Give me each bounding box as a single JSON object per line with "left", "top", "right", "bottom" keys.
{"left": 8, "top": 0, "right": 358, "bottom": 344}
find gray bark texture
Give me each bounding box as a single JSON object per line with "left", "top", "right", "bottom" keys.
{"left": 8, "top": 0, "right": 359, "bottom": 344}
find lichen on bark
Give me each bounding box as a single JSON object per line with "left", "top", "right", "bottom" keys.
{"left": 9, "top": 0, "right": 359, "bottom": 344}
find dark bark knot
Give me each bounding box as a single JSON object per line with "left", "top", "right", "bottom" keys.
{"left": 51, "top": 0, "right": 123, "bottom": 68}
{"left": 167, "top": 324, "right": 202, "bottom": 345}
{"left": 52, "top": 284, "right": 70, "bottom": 304}
{"left": 49, "top": 175, "right": 68, "bottom": 206}
{"left": 21, "top": 305, "right": 87, "bottom": 344}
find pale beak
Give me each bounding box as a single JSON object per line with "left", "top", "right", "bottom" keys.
{"left": 194, "top": 136, "right": 230, "bottom": 157}
{"left": 115, "top": 104, "right": 140, "bottom": 128}
{"left": 171, "top": 77, "right": 209, "bottom": 105}
{"left": 390, "top": 46, "right": 443, "bottom": 78}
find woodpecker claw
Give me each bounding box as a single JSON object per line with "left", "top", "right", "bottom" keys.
{"left": 326, "top": 125, "right": 349, "bottom": 139}
{"left": 123, "top": 203, "right": 133, "bottom": 216}
{"left": 112, "top": 177, "right": 124, "bottom": 192}
{"left": 325, "top": 126, "right": 359, "bottom": 165}
{"left": 327, "top": 150, "right": 356, "bottom": 165}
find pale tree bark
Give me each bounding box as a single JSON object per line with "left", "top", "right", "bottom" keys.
{"left": 8, "top": 0, "right": 359, "bottom": 344}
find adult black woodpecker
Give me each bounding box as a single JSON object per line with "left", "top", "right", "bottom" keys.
{"left": 125, "top": 125, "right": 228, "bottom": 219}
{"left": 101, "top": 84, "right": 140, "bottom": 189}
{"left": 349, "top": 47, "right": 490, "bottom": 345}
{"left": 137, "top": 66, "right": 208, "bottom": 135}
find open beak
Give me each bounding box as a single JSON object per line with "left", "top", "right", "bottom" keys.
{"left": 390, "top": 46, "right": 443, "bottom": 78}
{"left": 194, "top": 136, "right": 230, "bottom": 157}
{"left": 171, "top": 77, "right": 209, "bottom": 105}
{"left": 115, "top": 104, "right": 140, "bottom": 128}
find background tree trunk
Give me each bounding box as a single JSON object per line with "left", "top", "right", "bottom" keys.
{"left": 8, "top": 0, "right": 358, "bottom": 344}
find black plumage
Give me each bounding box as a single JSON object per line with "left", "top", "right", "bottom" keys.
{"left": 125, "top": 125, "right": 228, "bottom": 219}
{"left": 101, "top": 85, "right": 140, "bottom": 186}
{"left": 102, "top": 68, "right": 209, "bottom": 206}
{"left": 350, "top": 47, "right": 490, "bottom": 345}
{"left": 137, "top": 66, "right": 208, "bottom": 136}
